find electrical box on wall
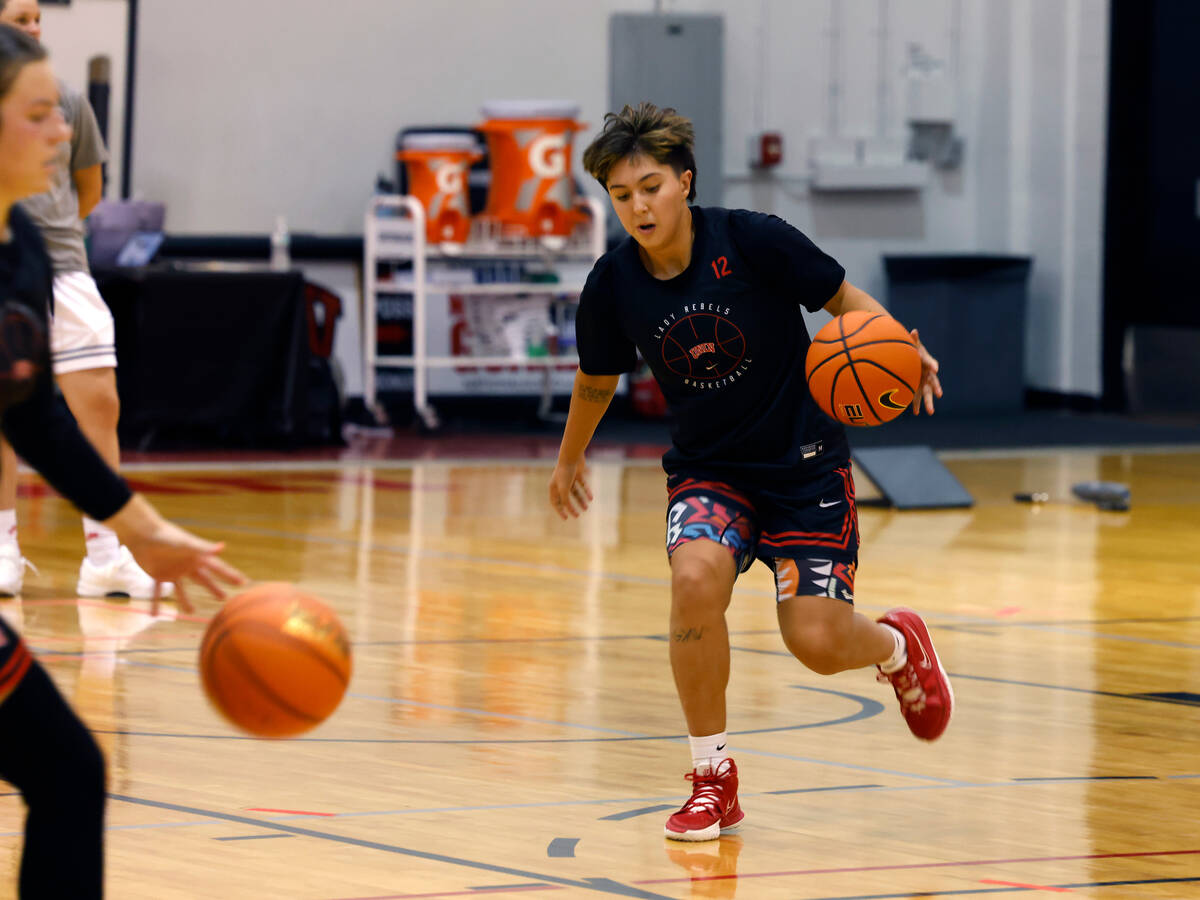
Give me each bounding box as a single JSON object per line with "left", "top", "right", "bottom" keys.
{"left": 748, "top": 131, "right": 783, "bottom": 169}
{"left": 807, "top": 136, "right": 929, "bottom": 191}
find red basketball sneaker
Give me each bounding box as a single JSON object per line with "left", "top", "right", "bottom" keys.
{"left": 877, "top": 608, "right": 954, "bottom": 741}
{"left": 664, "top": 758, "right": 744, "bottom": 842}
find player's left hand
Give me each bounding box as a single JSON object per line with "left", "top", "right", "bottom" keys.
{"left": 910, "top": 328, "right": 942, "bottom": 415}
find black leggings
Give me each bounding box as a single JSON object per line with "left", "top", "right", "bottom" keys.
{"left": 0, "top": 626, "right": 106, "bottom": 899}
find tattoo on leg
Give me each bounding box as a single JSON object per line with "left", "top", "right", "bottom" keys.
{"left": 673, "top": 626, "right": 705, "bottom": 643}
{"left": 578, "top": 385, "right": 615, "bottom": 403}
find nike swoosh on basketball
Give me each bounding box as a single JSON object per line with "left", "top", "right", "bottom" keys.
{"left": 818, "top": 499, "right": 841, "bottom": 508}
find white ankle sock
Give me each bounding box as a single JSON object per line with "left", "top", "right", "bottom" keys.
{"left": 82, "top": 517, "right": 120, "bottom": 566}
{"left": 688, "top": 731, "right": 730, "bottom": 772}
{"left": 879, "top": 624, "right": 908, "bottom": 673}
{"left": 0, "top": 508, "right": 17, "bottom": 549}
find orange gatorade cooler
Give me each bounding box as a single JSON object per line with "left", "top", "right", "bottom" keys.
{"left": 478, "top": 100, "right": 587, "bottom": 242}
{"left": 396, "top": 133, "right": 482, "bottom": 246}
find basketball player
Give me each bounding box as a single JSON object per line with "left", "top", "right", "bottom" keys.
{"left": 0, "top": 26, "right": 245, "bottom": 896}
{"left": 548, "top": 103, "right": 953, "bottom": 841}
{"left": 0, "top": 0, "right": 160, "bottom": 600}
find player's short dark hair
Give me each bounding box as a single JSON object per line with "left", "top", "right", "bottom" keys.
{"left": 582, "top": 102, "right": 697, "bottom": 201}
{"left": 0, "top": 25, "right": 46, "bottom": 105}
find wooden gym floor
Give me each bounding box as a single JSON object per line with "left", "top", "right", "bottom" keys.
{"left": 2, "top": 443, "right": 1199, "bottom": 899}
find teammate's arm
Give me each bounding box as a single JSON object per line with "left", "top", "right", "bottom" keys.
{"left": 72, "top": 164, "right": 102, "bottom": 219}
{"left": 549, "top": 370, "right": 620, "bottom": 519}
{"left": 823, "top": 279, "right": 943, "bottom": 415}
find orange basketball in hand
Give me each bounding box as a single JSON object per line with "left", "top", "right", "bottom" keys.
{"left": 805, "top": 311, "right": 922, "bottom": 426}
{"left": 199, "top": 583, "right": 351, "bottom": 738}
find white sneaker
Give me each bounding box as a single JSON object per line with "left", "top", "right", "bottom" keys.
{"left": 77, "top": 546, "right": 173, "bottom": 599}
{"left": 0, "top": 544, "right": 34, "bottom": 596}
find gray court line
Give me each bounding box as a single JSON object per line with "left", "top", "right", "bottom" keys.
{"left": 104, "top": 666, "right": 887, "bottom": 742}
{"left": 8, "top": 775, "right": 1190, "bottom": 841}
{"left": 1013, "top": 775, "right": 1155, "bottom": 782}
{"left": 466, "top": 885, "right": 557, "bottom": 895}
{"left": 170, "top": 519, "right": 675, "bottom": 592}
{"left": 765, "top": 783, "right": 882, "bottom": 795}
{"left": 546, "top": 838, "right": 579, "bottom": 858}
{"left": 108, "top": 794, "right": 673, "bottom": 900}
{"left": 214, "top": 833, "right": 295, "bottom": 841}
{"left": 998, "top": 623, "right": 1200, "bottom": 650}
{"left": 949, "top": 672, "right": 1200, "bottom": 707}
{"left": 598, "top": 805, "right": 676, "bottom": 822}
{"left": 100, "top": 661, "right": 953, "bottom": 784}
{"left": 170, "top": 518, "right": 1200, "bottom": 651}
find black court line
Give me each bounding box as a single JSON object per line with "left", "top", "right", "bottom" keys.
{"left": 1131, "top": 691, "right": 1200, "bottom": 706}
{"left": 109, "top": 794, "right": 672, "bottom": 900}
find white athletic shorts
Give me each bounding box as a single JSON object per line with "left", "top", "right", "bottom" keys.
{"left": 50, "top": 271, "right": 118, "bottom": 375}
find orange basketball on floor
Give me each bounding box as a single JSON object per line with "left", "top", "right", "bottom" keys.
{"left": 805, "top": 311, "right": 922, "bottom": 426}
{"left": 199, "top": 583, "right": 351, "bottom": 738}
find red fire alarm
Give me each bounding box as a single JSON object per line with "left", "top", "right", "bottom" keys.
{"left": 749, "top": 131, "right": 783, "bottom": 168}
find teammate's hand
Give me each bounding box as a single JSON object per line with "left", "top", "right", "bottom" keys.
{"left": 549, "top": 456, "right": 593, "bottom": 520}
{"left": 910, "top": 328, "right": 943, "bottom": 415}
{"left": 105, "top": 495, "right": 247, "bottom": 614}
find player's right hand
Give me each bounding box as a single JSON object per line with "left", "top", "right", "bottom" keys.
{"left": 549, "top": 457, "right": 593, "bottom": 520}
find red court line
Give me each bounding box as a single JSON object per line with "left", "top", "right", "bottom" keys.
{"left": 635, "top": 847, "right": 1200, "bottom": 885}
{"left": 245, "top": 807, "right": 337, "bottom": 817}
{"left": 981, "top": 878, "right": 1073, "bottom": 892}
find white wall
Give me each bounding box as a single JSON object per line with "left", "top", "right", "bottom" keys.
{"left": 128, "top": 0, "right": 1107, "bottom": 397}
{"left": 40, "top": 0, "right": 128, "bottom": 202}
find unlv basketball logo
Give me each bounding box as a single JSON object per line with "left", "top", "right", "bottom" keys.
{"left": 660, "top": 313, "right": 747, "bottom": 382}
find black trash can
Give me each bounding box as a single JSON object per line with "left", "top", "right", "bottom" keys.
{"left": 884, "top": 255, "right": 1032, "bottom": 415}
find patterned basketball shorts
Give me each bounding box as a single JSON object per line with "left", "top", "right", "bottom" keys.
{"left": 664, "top": 465, "right": 859, "bottom": 604}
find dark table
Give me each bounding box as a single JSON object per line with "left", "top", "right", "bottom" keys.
{"left": 95, "top": 266, "right": 317, "bottom": 449}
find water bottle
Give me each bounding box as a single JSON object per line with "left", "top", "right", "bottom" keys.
{"left": 270, "top": 215, "right": 291, "bottom": 270}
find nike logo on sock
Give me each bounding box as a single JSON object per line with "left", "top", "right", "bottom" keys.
{"left": 715, "top": 743, "right": 726, "bottom": 752}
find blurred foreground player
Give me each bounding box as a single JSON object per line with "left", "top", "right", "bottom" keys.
{"left": 548, "top": 103, "right": 952, "bottom": 841}
{"left": 0, "top": 27, "right": 245, "bottom": 896}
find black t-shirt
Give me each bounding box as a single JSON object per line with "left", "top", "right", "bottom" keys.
{"left": 576, "top": 206, "right": 849, "bottom": 485}
{"left": 0, "top": 206, "right": 131, "bottom": 521}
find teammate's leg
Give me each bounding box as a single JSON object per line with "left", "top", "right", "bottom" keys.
{"left": 56, "top": 367, "right": 120, "bottom": 468}
{"left": 50, "top": 272, "right": 169, "bottom": 599}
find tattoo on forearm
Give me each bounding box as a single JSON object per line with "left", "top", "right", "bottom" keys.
{"left": 673, "top": 626, "right": 705, "bottom": 643}
{"left": 578, "top": 385, "right": 615, "bottom": 403}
